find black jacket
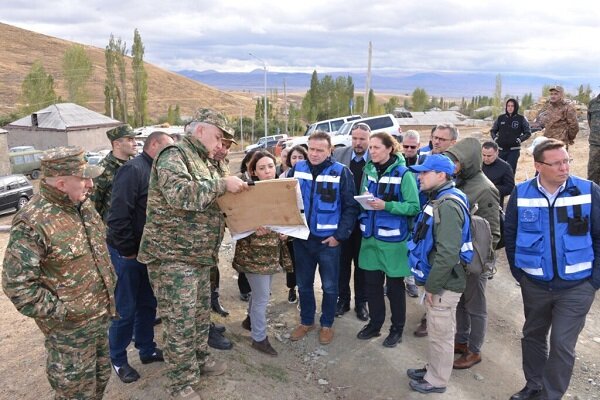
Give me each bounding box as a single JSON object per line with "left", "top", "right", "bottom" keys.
{"left": 482, "top": 157, "right": 515, "bottom": 204}
{"left": 490, "top": 99, "right": 531, "bottom": 150}
{"left": 107, "top": 152, "right": 153, "bottom": 257}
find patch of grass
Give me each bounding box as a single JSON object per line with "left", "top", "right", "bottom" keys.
{"left": 258, "top": 362, "right": 288, "bottom": 383}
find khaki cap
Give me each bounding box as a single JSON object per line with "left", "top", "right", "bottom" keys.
{"left": 549, "top": 85, "right": 564, "bottom": 94}
{"left": 41, "top": 146, "right": 104, "bottom": 179}
{"left": 192, "top": 108, "right": 236, "bottom": 140}
{"left": 106, "top": 125, "right": 138, "bottom": 142}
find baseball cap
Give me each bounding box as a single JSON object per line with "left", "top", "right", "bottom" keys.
{"left": 548, "top": 85, "right": 564, "bottom": 94}
{"left": 192, "top": 108, "right": 236, "bottom": 140}
{"left": 41, "top": 146, "right": 104, "bottom": 179}
{"left": 106, "top": 125, "right": 138, "bottom": 142}
{"left": 409, "top": 154, "right": 455, "bottom": 175}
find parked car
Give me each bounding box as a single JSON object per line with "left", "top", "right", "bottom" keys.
{"left": 9, "top": 146, "right": 36, "bottom": 153}
{"left": 285, "top": 115, "right": 362, "bottom": 149}
{"left": 0, "top": 174, "right": 34, "bottom": 215}
{"left": 9, "top": 149, "right": 44, "bottom": 180}
{"left": 331, "top": 114, "right": 403, "bottom": 148}
{"left": 245, "top": 134, "right": 288, "bottom": 153}
{"left": 85, "top": 152, "right": 105, "bottom": 166}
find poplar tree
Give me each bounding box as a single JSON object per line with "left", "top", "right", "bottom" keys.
{"left": 131, "top": 29, "right": 148, "bottom": 127}
{"left": 63, "top": 45, "right": 92, "bottom": 105}
{"left": 20, "top": 61, "right": 57, "bottom": 114}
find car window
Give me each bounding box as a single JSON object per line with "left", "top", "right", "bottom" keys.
{"left": 12, "top": 155, "right": 25, "bottom": 165}
{"left": 7, "top": 181, "right": 19, "bottom": 190}
{"left": 316, "top": 122, "right": 330, "bottom": 132}
{"left": 19, "top": 179, "right": 29, "bottom": 187}
{"left": 367, "top": 117, "right": 393, "bottom": 130}
{"left": 0, "top": 185, "right": 4, "bottom": 193}
{"left": 330, "top": 119, "right": 345, "bottom": 131}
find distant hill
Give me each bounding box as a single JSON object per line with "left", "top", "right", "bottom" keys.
{"left": 0, "top": 22, "right": 254, "bottom": 121}
{"left": 178, "top": 69, "right": 583, "bottom": 100}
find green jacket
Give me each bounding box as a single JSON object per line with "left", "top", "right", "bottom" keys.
{"left": 138, "top": 135, "right": 227, "bottom": 266}
{"left": 2, "top": 181, "right": 117, "bottom": 334}
{"left": 445, "top": 138, "right": 501, "bottom": 248}
{"left": 424, "top": 181, "right": 468, "bottom": 294}
{"left": 91, "top": 151, "right": 128, "bottom": 221}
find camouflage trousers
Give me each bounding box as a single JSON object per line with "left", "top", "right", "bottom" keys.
{"left": 588, "top": 145, "right": 600, "bottom": 185}
{"left": 44, "top": 316, "right": 110, "bottom": 400}
{"left": 147, "top": 261, "right": 211, "bottom": 396}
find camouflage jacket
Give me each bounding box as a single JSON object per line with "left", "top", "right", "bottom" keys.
{"left": 233, "top": 231, "right": 282, "bottom": 275}
{"left": 138, "top": 135, "right": 227, "bottom": 266}
{"left": 588, "top": 95, "right": 600, "bottom": 146}
{"left": 91, "top": 151, "right": 128, "bottom": 221}
{"left": 2, "top": 181, "right": 117, "bottom": 335}
{"left": 539, "top": 100, "right": 579, "bottom": 144}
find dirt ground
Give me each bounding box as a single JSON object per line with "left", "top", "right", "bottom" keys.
{"left": 0, "top": 128, "right": 599, "bottom": 400}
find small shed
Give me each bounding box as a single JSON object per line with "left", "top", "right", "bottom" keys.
{"left": 4, "top": 103, "right": 122, "bottom": 152}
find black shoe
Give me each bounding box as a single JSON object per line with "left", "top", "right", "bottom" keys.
{"left": 357, "top": 324, "right": 381, "bottom": 340}
{"left": 509, "top": 386, "right": 542, "bottom": 400}
{"left": 211, "top": 290, "right": 229, "bottom": 317}
{"left": 251, "top": 337, "right": 278, "bottom": 356}
{"left": 241, "top": 315, "right": 251, "bottom": 331}
{"left": 140, "top": 348, "right": 164, "bottom": 364}
{"left": 355, "top": 302, "right": 369, "bottom": 321}
{"left": 240, "top": 292, "right": 251, "bottom": 302}
{"left": 112, "top": 362, "right": 140, "bottom": 383}
{"left": 407, "top": 367, "right": 427, "bottom": 380}
{"left": 335, "top": 300, "right": 350, "bottom": 317}
{"left": 288, "top": 288, "right": 297, "bottom": 304}
{"left": 211, "top": 322, "right": 226, "bottom": 334}
{"left": 208, "top": 325, "right": 233, "bottom": 350}
{"left": 383, "top": 327, "right": 403, "bottom": 348}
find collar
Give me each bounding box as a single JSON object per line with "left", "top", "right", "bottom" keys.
{"left": 536, "top": 175, "right": 567, "bottom": 200}
{"left": 183, "top": 135, "right": 209, "bottom": 158}
{"left": 352, "top": 150, "right": 369, "bottom": 162}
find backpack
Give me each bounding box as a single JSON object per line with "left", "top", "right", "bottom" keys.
{"left": 431, "top": 194, "right": 496, "bottom": 276}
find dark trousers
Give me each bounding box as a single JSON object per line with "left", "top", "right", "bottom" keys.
{"left": 294, "top": 237, "right": 341, "bottom": 327}
{"left": 498, "top": 148, "right": 520, "bottom": 175}
{"left": 338, "top": 226, "right": 367, "bottom": 306}
{"left": 238, "top": 272, "right": 251, "bottom": 295}
{"left": 364, "top": 270, "right": 406, "bottom": 333}
{"left": 108, "top": 245, "right": 157, "bottom": 366}
{"left": 520, "top": 277, "right": 596, "bottom": 399}
{"left": 286, "top": 240, "right": 297, "bottom": 289}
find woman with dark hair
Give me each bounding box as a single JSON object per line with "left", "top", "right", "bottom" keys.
{"left": 356, "top": 132, "right": 420, "bottom": 347}
{"left": 233, "top": 151, "right": 282, "bottom": 356}
{"left": 280, "top": 145, "right": 308, "bottom": 178}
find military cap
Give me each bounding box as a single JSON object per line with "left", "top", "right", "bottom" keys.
{"left": 106, "top": 125, "right": 138, "bottom": 142}
{"left": 41, "top": 146, "right": 104, "bottom": 179}
{"left": 549, "top": 85, "right": 564, "bottom": 94}
{"left": 192, "top": 108, "right": 236, "bottom": 140}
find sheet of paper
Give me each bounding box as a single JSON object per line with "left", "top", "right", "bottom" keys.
{"left": 354, "top": 194, "right": 376, "bottom": 210}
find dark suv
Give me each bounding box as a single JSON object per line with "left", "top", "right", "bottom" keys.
{"left": 0, "top": 174, "right": 34, "bottom": 215}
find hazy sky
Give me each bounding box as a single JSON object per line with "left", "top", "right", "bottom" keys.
{"left": 2, "top": 0, "right": 599, "bottom": 79}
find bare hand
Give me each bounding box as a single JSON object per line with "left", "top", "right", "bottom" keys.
{"left": 425, "top": 292, "right": 434, "bottom": 307}
{"left": 368, "top": 197, "right": 386, "bottom": 210}
{"left": 321, "top": 236, "right": 340, "bottom": 247}
{"left": 224, "top": 176, "right": 249, "bottom": 193}
{"left": 279, "top": 233, "right": 288, "bottom": 241}
{"left": 255, "top": 226, "right": 270, "bottom": 236}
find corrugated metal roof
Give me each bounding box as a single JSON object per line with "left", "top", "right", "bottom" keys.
{"left": 7, "top": 103, "right": 122, "bottom": 131}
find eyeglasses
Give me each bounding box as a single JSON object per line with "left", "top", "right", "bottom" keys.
{"left": 403, "top": 145, "right": 417, "bottom": 149}
{"left": 537, "top": 158, "right": 573, "bottom": 168}
{"left": 432, "top": 135, "right": 452, "bottom": 142}
{"left": 353, "top": 123, "right": 371, "bottom": 132}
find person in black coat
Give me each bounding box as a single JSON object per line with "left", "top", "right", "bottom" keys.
{"left": 481, "top": 141, "right": 515, "bottom": 207}
{"left": 490, "top": 98, "right": 531, "bottom": 173}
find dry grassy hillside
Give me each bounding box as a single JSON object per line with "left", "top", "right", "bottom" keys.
{"left": 0, "top": 22, "right": 254, "bottom": 120}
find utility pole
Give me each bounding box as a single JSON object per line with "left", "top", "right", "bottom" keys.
{"left": 284, "top": 78, "right": 288, "bottom": 135}
{"left": 249, "top": 53, "right": 268, "bottom": 138}
{"left": 110, "top": 98, "right": 114, "bottom": 119}
{"left": 363, "top": 41, "right": 372, "bottom": 116}
{"left": 240, "top": 106, "right": 244, "bottom": 149}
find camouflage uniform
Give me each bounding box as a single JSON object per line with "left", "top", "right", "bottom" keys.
{"left": 232, "top": 232, "right": 282, "bottom": 275}
{"left": 2, "top": 147, "right": 116, "bottom": 400}
{"left": 91, "top": 125, "right": 138, "bottom": 221}
{"left": 538, "top": 86, "right": 579, "bottom": 145}
{"left": 588, "top": 95, "right": 600, "bottom": 185}
{"left": 210, "top": 158, "right": 230, "bottom": 290}
{"left": 138, "top": 110, "right": 234, "bottom": 396}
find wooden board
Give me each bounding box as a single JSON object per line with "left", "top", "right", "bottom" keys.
{"left": 216, "top": 178, "right": 305, "bottom": 235}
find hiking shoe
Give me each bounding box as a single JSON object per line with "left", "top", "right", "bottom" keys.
{"left": 208, "top": 326, "right": 233, "bottom": 350}
{"left": 251, "top": 337, "right": 278, "bottom": 356}
{"left": 406, "top": 367, "right": 427, "bottom": 380}
{"left": 409, "top": 378, "right": 446, "bottom": 393}
{"left": 319, "top": 327, "right": 334, "bottom": 345}
{"left": 288, "top": 288, "right": 297, "bottom": 303}
{"left": 290, "top": 324, "right": 315, "bottom": 341}
{"left": 201, "top": 359, "right": 227, "bottom": 376}
{"left": 172, "top": 386, "right": 201, "bottom": 400}
{"left": 211, "top": 322, "right": 226, "bottom": 334}
{"left": 140, "top": 348, "right": 164, "bottom": 364}
{"left": 112, "top": 362, "right": 140, "bottom": 383}
{"left": 241, "top": 315, "right": 251, "bottom": 331}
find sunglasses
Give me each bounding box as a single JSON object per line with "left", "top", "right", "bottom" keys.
{"left": 403, "top": 145, "right": 417, "bottom": 149}
{"left": 353, "top": 123, "right": 371, "bottom": 132}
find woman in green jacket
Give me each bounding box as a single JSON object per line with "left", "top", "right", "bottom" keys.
{"left": 356, "top": 132, "right": 420, "bottom": 347}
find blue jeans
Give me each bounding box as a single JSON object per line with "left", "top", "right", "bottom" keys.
{"left": 108, "top": 245, "right": 157, "bottom": 366}
{"left": 293, "top": 237, "right": 341, "bottom": 328}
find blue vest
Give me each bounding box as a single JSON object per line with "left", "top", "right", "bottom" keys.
{"left": 294, "top": 160, "right": 344, "bottom": 237}
{"left": 359, "top": 164, "right": 411, "bottom": 242}
{"left": 514, "top": 176, "right": 593, "bottom": 281}
{"left": 407, "top": 186, "right": 473, "bottom": 284}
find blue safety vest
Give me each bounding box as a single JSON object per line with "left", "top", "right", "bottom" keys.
{"left": 294, "top": 160, "right": 344, "bottom": 237}
{"left": 407, "top": 186, "right": 473, "bottom": 284}
{"left": 515, "top": 176, "right": 593, "bottom": 281}
{"left": 359, "top": 164, "right": 411, "bottom": 242}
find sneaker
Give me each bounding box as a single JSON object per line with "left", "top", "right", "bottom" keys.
{"left": 251, "top": 337, "right": 278, "bottom": 356}
{"left": 319, "top": 327, "right": 334, "bottom": 345}
{"left": 201, "top": 359, "right": 227, "bottom": 376}
{"left": 409, "top": 378, "right": 446, "bottom": 394}
{"left": 112, "top": 362, "right": 140, "bottom": 383}
{"left": 172, "top": 386, "right": 201, "bottom": 400}
{"left": 406, "top": 367, "right": 427, "bottom": 380}
{"left": 406, "top": 283, "right": 419, "bottom": 298}
{"left": 290, "top": 324, "right": 315, "bottom": 341}
{"left": 288, "top": 288, "right": 297, "bottom": 304}
{"left": 140, "top": 348, "right": 164, "bottom": 364}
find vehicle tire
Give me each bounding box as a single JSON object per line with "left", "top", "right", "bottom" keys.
{"left": 17, "top": 196, "right": 28, "bottom": 210}
{"left": 31, "top": 169, "right": 41, "bottom": 180}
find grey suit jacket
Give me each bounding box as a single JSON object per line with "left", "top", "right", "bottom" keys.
{"left": 333, "top": 146, "right": 370, "bottom": 167}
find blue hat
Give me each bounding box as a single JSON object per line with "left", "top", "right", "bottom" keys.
{"left": 409, "top": 154, "right": 455, "bottom": 175}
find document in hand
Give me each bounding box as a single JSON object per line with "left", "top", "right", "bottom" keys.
{"left": 217, "top": 178, "right": 309, "bottom": 240}
{"left": 354, "top": 194, "right": 376, "bottom": 210}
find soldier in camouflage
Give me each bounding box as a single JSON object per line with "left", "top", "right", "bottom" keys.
{"left": 588, "top": 93, "right": 600, "bottom": 185}
{"left": 2, "top": 146, "right": 117, "bottom": 400}
{"left": 138, "top": 109, "right": 248, "bottom": 400}
{"left": 536, "top": 85, "right": 579, "bottom": 146}
{"left": 91, "top": 125, "right": 139, "bottom": 221}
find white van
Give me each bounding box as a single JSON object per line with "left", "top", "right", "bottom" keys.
{"left": 331, "top": 114, "right": 402, "bottom": 148}
{"left": 286, "top": 115, "right": 362, "bottom": 149}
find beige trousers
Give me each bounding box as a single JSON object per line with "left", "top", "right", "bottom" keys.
{"left": 424, "top": 290, "right": 462, "bottom": 387}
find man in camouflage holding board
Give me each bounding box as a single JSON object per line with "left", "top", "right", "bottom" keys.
{"left": 138, "top": 109, "right": 248, "bottom": 400}
{"left": 588, "top": 93, "right": 600, "bottom": 185}
{"left": 2, "top": 146, "right": 117, "bottom": 400}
